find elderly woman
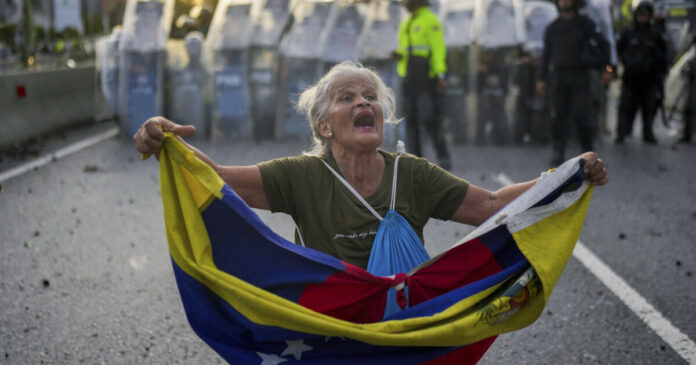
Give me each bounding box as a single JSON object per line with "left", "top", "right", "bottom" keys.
{"left": 134, "top": 61, "right": 608, "bottom": 269}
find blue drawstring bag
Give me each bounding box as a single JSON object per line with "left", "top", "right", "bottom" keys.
{"left": 367, "top": 210, "right": 430, "bottom": 277}
{"left": 322, "top": 145, "right": 431, "bottom": 318}
{"left": 367, "top": 209, "right": 430, "bottom": 319}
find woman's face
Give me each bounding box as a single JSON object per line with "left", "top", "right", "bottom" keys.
{"left": 321, "top": 73, "right": 384, "bottom": 153}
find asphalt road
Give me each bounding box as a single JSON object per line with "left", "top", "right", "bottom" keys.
{"left": 1, "top": 121, "right": 694, "bottom": 364}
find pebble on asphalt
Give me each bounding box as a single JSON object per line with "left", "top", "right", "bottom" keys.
{"left": 83, "top": 165, "right": 100, "bottom": 173}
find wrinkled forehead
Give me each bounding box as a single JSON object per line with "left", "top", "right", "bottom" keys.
{"left": 330, "top": 74, "right": 377, "bottom": 96}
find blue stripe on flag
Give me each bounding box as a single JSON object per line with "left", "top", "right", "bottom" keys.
{"left": 202, "top": 186, "right": 346, "bottom": 301}
{"left": 172, "top": 259, "right": 465, "bottom": 364}
{"left": 477, "top": 225, "right": 526, "bottom": 269}
{"left": 385, "top": 260, "right": 530, "bottom": 320}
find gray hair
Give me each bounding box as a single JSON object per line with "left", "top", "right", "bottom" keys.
{"left": 296, "top": 61, "right": 399, "bottom": 156}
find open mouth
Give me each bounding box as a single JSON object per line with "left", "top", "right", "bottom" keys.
{"left": 354, "top": 113, "right": 375, "bottom": 129}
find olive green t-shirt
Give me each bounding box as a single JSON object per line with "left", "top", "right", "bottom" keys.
{"left": 258, "top": 150, "right": 469, "bottom": 268}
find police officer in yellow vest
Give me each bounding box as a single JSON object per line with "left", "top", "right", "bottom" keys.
{"left": 393, "top": 0, "right": 451, "bottom": 170}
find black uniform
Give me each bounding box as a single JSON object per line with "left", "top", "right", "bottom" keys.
{"left": 539, "top": 14, "right": 609, "bottom": 163}
{"left": 616, "top": 22, "right": 667, "bottom": 143}
{"left": 477, "top": 48, "right": 511, "bottom": 145}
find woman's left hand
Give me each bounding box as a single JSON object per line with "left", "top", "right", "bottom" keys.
{"left": 580, "top": 152, "right": 608, "bottom": 186}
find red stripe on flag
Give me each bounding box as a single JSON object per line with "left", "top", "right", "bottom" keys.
{"left": 409, "top": 239, "right": 503, "bottom": 306}
{"left": 298, "top": 263, "right": 391, "bottom": 323}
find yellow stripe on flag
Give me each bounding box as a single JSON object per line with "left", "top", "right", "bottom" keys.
{"left": 181, "top": 166, "right": 214, "bottom": 210}
{"left": 158, "top": 135, "right": 594, "bottom": 348}
{"left": 512, "top": 186, "right": 594, "bottom": 302}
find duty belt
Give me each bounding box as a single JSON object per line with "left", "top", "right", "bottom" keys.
{"left": 407, "top": 45, "right": 431, "bottom": 53}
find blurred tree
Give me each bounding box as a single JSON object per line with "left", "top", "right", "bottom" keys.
{"left": 0, "top": 25, "right": 18, "bottom": 51}
{"left": 170, "top": 0, "right": 218, "bottom": 38}
{"left": 83, "top": 11, "right": 105, "bottom": 35}
{"left": 106, "top": 0, "right": 127, "bottom": 33}
{"left": 20, "top": 0, "right": 37, "bottom": 65}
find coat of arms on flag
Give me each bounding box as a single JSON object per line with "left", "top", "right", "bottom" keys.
{"left": 156, "top": 134, "right": 593, "bottom": 364}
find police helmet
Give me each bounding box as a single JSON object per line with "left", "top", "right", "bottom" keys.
{"left": 408, "top": 0, "right": 431, "bottom": 6}
{"left": 632, "top": 0, "right": 654, "bottom": 15}
{"left": 553, "top": 0, "right": 587, "bottom": 12}
{"left": 184, "top": 31, "right": 204, "bottom": 58}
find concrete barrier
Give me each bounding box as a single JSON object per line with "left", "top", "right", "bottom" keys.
{"left": 0, "top": 67, "right": 97, "bottom": 149}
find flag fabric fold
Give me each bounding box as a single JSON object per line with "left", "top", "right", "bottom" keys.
{"left": 157, "top": 134, "right": 594, "bottom": 364}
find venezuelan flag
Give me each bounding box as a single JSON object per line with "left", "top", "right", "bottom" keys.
{"left": 157, "top": 134, "right": 593, "bottom": 364}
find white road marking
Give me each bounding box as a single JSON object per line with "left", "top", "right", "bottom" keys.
{"left": 493, "top": 172, "right": 696, "bottom": 364}
{"left": 0, "top": 126, "right": 120, "bottom": 183}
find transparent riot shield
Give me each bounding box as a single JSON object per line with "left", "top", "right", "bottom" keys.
{"left": 276, "top": 0, "right": 332, "bottom": 140}
{"left": 513, "top": 1, "right": 556, "bottom": 144}
{"left": 665, "top": 44, "right": 694, "bottom": 139}
{"left": 95, "top": 27, "right": 122, "bottom": 121}
{"left": 248, "top": 0, "right": 296, "bottom": 141}
{"left": 206, "top": 0, "right": 256, "bottom": 140}
{"left": 584, "top": 0, "right": 617, "bottom": 134}
{"left": 0, "top": 0, "right": 23, "bottom": 25}
{"left": 641, "top": 0, "right": 694, "bottom": 51}
{"left": 474, "top": 0, "right": 524, "bottom": 49}
{"left": 358, "top": 0, "right": 405, "bottom": 151}
{"left": 522, "top": 2, "right": 556, "bottom": 58}
{"left": 168, "top": 32, "right": 210, "bottom": 138}
{"left": 472, "top": 0, "right": 524, "bottom": 145}
{"left": 317, "top": 0, "right": 368, "bottom": 73}
{"left": 430, "top": 0, "right": 442, "bottom": 15}
{"left": 118, "top": 0, "right": 174, "bottom": 136}
{"left": 440, "top": 0, "right": 476, "bottom": 144}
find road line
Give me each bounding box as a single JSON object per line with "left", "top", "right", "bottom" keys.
{"left": 0, "top": 126, "right": 120, "bottom": 183}
{"left": 493, "top": 172, "right": 696, "bottom": 364}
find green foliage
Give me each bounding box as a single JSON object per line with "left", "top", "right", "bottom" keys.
{"left": 0, "top": 24, "right": 18, "bottom": 47}
{"left": 82, "top": 12, "right": 106, "bottom": 35}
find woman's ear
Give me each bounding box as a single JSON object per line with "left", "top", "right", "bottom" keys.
{"left": 318, "top": 121, "right": 332, "bottom": 138}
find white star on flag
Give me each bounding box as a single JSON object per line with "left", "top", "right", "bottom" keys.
{"left": 281, "top": 339, "right": 313, "bottom": 361}
{"left": 257, "top": 352, "right": 287, "bottom": 365}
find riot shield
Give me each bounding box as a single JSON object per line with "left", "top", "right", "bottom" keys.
{"left": 248, "top": 0, "right": 295, "bottom": 140}
{"left": 206, "top": 0, "right": 256, "bottom": 139}
{"left": 276, "top": 0, "right": 332, "bottom": 140}
{"left": 118, "top": 0, "right": 174, "bottom": 136}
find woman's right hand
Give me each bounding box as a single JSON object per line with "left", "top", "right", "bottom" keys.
{"left": 133, "top": 116, "right": 196, "bottom": 156}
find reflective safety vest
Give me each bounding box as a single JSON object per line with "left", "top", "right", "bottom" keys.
{"left": 397, "top": 7, "right": 447, "bottom": 79}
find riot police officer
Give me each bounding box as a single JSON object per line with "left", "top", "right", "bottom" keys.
{"left": 537, "top": 0, "right": 610, "bottom": 165}
{"left": 615, "top": 1, "right": 667, "bottom": 144}
{"left": 393, "top": 0, "right": 451, "bottom": 170}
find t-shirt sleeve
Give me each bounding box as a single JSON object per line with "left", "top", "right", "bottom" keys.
{"left": 257, "top": 156, "right": 307, "bottom": 216}
{"left": 411, "top": 156, "right": 469, "bottom": 221}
